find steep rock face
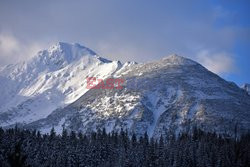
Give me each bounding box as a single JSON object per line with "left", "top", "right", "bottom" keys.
{"left": 0, "top": 42, "right": 123, "bottom": 126}
{"left": 24, "top": 55, "right": 250, "bottom": 137}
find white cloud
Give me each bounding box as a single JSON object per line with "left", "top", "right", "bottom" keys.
{"left": 0, "top": 32, "right": 47, "bottom": 66}
{"left": 196, "top": 50, "right": 236, "bottom": 74}
{"left": 0, "top": 33, "right": 21, "bottom": 57}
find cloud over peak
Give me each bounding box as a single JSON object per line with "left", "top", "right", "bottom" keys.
{"left": 0, "top": 32, "right": 48, "bottom": 66}
{"left": 196, "top": 50, "right": 236, "bottom": 75}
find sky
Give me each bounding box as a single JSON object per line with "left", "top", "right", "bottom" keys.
{"left": 0, "top": 0, "right": 249, "bottom": 85}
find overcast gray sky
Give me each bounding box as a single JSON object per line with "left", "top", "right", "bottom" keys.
{"left": 0, "top": 0, "right": 249, "bottom": 84}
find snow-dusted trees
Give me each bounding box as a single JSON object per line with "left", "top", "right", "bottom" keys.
{"left": 0, "top": 127, "right": 249, "bottom": 167}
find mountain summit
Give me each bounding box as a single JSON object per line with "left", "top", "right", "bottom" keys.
{"left": 0, "top": 42, "right": 122, "bottom": 126}
{"left": 161, "top": 54, "right": 198, "bottom": 66}
{"left": 28, "top": 42, "right": 110, "bottom": 71}
{"left": 0, "top": 42, "right": 250, "bottom": 138}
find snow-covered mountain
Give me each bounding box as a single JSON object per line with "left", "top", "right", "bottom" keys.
{"left": 1, "top": 43, "right": 250, "bottom": 138}
{"left": 0, "top": 42, "right": 125, "bottom": 126}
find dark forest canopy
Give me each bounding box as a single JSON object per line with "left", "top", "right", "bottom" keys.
{"left": 0, "top": 127, "right": 250, "bottom": 167}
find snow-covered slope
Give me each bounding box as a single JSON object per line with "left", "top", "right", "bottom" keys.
{"left": 0, "top": 42, "right": 123, "bottom": 126}
{"left": 242, "top": 84, "right": 250, "bottom": 95}
{"left": 22, "top": 54, "right": 250, "bottom": 137}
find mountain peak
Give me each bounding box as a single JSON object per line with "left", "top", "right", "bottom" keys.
{"left": 28, "top": 42, "right": 99, "bottom": 70}
{"left": 48, "top": 42, "right": 97, "bottom": 56}
{"left": 161, "top": 54, "right": 197, "bottom": 66}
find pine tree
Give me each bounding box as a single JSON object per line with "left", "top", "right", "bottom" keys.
{"left": 49, "top": 127, "right": 56, "bottom": 140}
{"left": 8, "top": 142, "right": 28, "bottom": 167}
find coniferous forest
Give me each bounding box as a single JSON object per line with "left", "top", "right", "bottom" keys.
{"left": 0, "top": 127, "right": 250, "bottom": 167}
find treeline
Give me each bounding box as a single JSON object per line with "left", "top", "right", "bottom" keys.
{"left": 0, "top": 127, "right": 250, "bottom": 167}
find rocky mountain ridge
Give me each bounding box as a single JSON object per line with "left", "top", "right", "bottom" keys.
{"left": 0, "top": 42, "right": 250, "bottom": 138}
